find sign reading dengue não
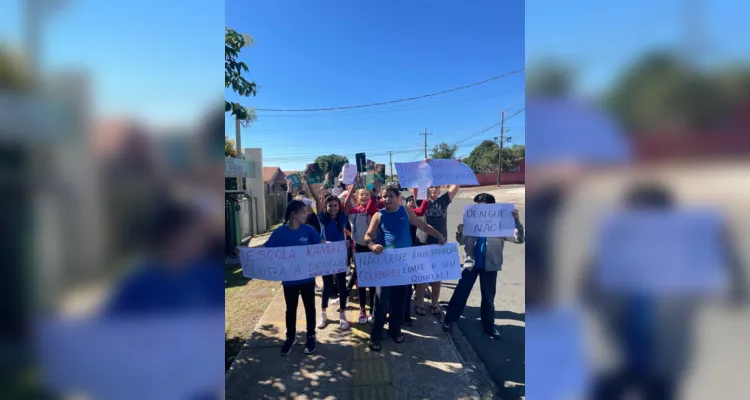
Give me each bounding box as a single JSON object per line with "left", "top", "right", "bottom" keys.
{"left": 354, "top": 243, "right": 461, "bottom": 287}
{"left": 239, "top": 242, "right": 348, "bottom": 281}
{"left": 462, "top": 203, "right": 516, "bottom": 238}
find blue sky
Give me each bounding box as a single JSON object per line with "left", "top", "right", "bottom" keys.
{"left": 225, "top": 0, "right": 525, "bottom": 172}
{"left": 526, "top": 0, "right": 750, "bottom": 95}
{"left": 0, "top": 0, "right": 223, "bottom": 128}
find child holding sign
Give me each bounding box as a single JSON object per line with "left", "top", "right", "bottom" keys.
{"left": 364, "top": 184, "right": 447, "bottom": 352}
{"left": 264, "top": 200, "right": 323, "bottom": 356}
{"left": 442, "top": 193, "right": 524, "bottom": 339}
{"left": 414, "top": 178, "right": 461, "bottom": 317}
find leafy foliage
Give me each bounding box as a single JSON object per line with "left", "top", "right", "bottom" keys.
{"left": 314, "top": 154, "right": 350, "bottom": 186}
{"left": 464, "top": 141, "right": 525, "bottom": 174}
{"left": 0, "top": 45, "right": 32, "bottom": 92}
{"left": 225, "top": 137, "right": 237, "bottom": 158}
{"left": 225, "top": 27, "right": 257, "bottom": 122}
{"left": 430, "top": 142, "right": 459, "bottom": 159}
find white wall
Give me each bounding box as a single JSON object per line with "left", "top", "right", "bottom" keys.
{"left": 243, "top": 148, "right": 266, "bottom": 233}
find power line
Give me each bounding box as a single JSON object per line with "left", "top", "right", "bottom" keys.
{"left": 254, "top": 69, "right": 524, "bottom": 112}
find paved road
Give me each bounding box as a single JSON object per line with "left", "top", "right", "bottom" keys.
{"left": 436, "top": 189, "right": 526, "bottom": 398}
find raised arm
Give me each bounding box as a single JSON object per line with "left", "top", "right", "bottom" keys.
{"left": 504, "top": 209, "right": 525, "bottom": 244}
{"left": 343, "top": 184, "right": 356, "bottom": 213}
{"left": 364, "top": 212, "right": 384, "bottom": 254}
{"left": 405, "top": 206, "right": 446, "bottom": 244}
{"left": 447, "top": 184, "right": 460, "bottom": 202}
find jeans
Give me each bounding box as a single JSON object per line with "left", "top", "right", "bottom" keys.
{"left": 322, "top": 272, "right": 348, "bottom": 310}
{"left": 444, "top": 267, "right": 498, "bottom": 332}
{"left": 283, "top": 281, "right": 316, "bottom": 339}
{"left": 371, "top": 285, "right": 408, "bottom": 341}
{"left": 402, "top": 285, "right": 412, "bottom": 321}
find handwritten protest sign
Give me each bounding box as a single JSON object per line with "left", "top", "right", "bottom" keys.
{"left": 286, "top": 173, "right": 302, "bottom": 188}
{"left": 462, "top": 203, "right": 516, "bottom": 237}
{"left": 225, "top": 157, "right": 255, "bottom": 178}
{"left": 239, "top": 242, "right": 348, "bottom": 281}
{"left": 395, "top": 159, "right": 478, "bottom": 189}
{"left": 594, "top": 208, "right": 727, "bottom": 295}
{"left": 355, "top": 153, "right": 367, "bottom": 173}
{"left": 342, "top": 164, "right": 357, "bottom": 184}
{"left": 355, "top": 243, "right": 461, "bottom": 287}
{"left": 526, "top": 306, "right": 590, "bottom": 400}
{"left": 306, "top": 164, "right": 324, "bottom": 185}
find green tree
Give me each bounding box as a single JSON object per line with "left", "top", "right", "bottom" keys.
{"left": 430, "top": 142, "right": 458, "bottom": 159}
{"left": 464, "top": 141, "right": 524, "bottom": 174}
{"left": 527, "top": 60, "right": 576, "bottom": 98}
{"left": 0, "top": 45, "right": 32, "bottom": 92}
{"left": 225, "top": 137, "right": 237, "bottom": 158}
{"left": 225, "top": 27, "right": 258, "bottom": 123}
{"left": 314, "top": 154, "right": 350, "bottom": 186}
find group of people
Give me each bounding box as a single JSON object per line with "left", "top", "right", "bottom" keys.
{"left": 263, "top": 165, "right": 524, "bottom": 355}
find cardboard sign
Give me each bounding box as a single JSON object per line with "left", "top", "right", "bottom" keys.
{"left": 462, "top": 203, "right": 516, "bottom": 237}
{"left": 365, "top": 174, "right": 375, "bottom": 190}
{"left": 395, "top": 159, "right": 478, "bottom": 189}
{"left": 306, "top": 164, "right": 324, "bottom": 185}
{"left": 354, "top": 243, "right": 461, "bottom": 287}
{"left": 239, "top": 242, "right": 348, "bottom": 281}
{"left": 526, "top": 307, "right": 590, "bottom": 400}
{"left": 355, "top": 153, "right": 367, "bottom": 173}
{"left": 375, "top": 164, "right": 386, "bottom": 183}
{"left": 342, "top": 164, "right": 357, "bottom": 184}
{"left": 594, "top": 208, "right": 727, "bottom": 295}
{"left": 286, "top": 173, "right": 302, "bottom": 188}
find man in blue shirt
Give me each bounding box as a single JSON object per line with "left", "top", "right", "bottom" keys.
{"left": 442, "top": 193, "right": 524, "bottom": 338}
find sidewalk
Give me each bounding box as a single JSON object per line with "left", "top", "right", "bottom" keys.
{"left": 226, "top": 287, "right": 484, "bottom": 399}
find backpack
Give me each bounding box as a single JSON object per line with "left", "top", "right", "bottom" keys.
{"left": 349, "top": 212, "right": 372, "bottom": 246}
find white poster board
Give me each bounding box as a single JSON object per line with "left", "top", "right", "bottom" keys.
{"left": 36, "top": 314, "right": 224, "bottom": 400}
{"left": 225, "top": 157, "right": 256, "bottom": 178}
{"left": 526, "top": 306, "right": 591, "bottom": 400}
{"left": 355, "top": 243, "right": 461, "bottom": 287}
{"left": 239, "top": 242, "right": 348, "bottom": 281}
{"left": 594, "top": 208, "right": 727, "bottom": 295}
{"left": 462, "top": 203, "right": 516, "bottom": 237}
{"left": 342, "top": 164, "right": 357, "bottom": 184}
{"left": 395, "top": 159, "right": 478, "bottom": 189}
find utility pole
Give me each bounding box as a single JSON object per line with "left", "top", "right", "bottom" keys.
{"left": 495, "top": 111, "right": 511, "bottom": 186}
{"left": 235, "top": 118, "right": 243, "bottom": 190}
{"left": 387, "top": 151, "right": 394, "bottom": 181}
{"left": 419, "top": 128, "right": 432, "bottom": 159}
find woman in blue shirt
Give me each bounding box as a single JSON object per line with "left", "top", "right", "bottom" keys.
{"left": 364, "top": 185, "right": 446, "bottom": 351}
{"left": 264, "top": 200, "right": 323, "bottom": 356}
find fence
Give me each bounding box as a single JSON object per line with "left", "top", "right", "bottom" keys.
{"left": 238, "top": 197, "right": 255, "bottom": 239}
{"left": 264, "top": 193, "right": 288, "bottom": 228}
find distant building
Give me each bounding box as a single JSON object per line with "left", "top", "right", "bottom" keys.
{"left": 263, "top": 166, "right": 288, "bottom": 194}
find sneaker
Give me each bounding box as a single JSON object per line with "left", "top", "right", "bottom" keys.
{"left": 367, "top": 314, "right": 374, "bottom": 325}
{"left": 339, "top": 312, "right": 350, "bottom": 330}
{"left": 317, "top": 311, "right": 327, "bottom": 329}
{"left": 404, "top": 317, "right": 414, "bottom": 327}
{"left": 485, "top": 327, "right": 504, "bottom": 339}
{"left": 358, "top": 309, "right": 367, "bottom": 325}
{"left": 281, "top": 338, "right": 296, "bottom": 356}
{"left": 304, "top": 335, "right": 316, "bottom": 354}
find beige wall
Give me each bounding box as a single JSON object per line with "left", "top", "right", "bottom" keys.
{"left": 243, "top": 148, "right": 266, "bottom": 233}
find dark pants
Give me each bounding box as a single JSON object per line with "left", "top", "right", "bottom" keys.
{"left": 283, "top": 281, "right": 316, "bottom": 339}
{"left": 322, "top": 272, "right": 348, "bottom": 310}
{"left": 371, "top": 285, "right": 408, "bottom": 341}
{"left": 593, "top": 371, "right": 675, "bottom": 400}
{"left": 352, "top": 243, "right": 375, "bottom": 312}
{"left": 445, "top": 267, "right": 498, "bottom": 332}
{"left": 403, "top": 285, "right": 412, "bottom": 322}
{"left": 348, "top": 269, "right": 375, "bottom": 312}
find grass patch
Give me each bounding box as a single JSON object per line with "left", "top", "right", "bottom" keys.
{"left": 225, "top": 265, "right": 280, "bottom": 371}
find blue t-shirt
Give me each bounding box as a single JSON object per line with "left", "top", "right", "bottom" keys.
{"left": 265, "top": 224, "right": 322, "bottom": 286}
{"left": 318, "top": 212, "right": 348, "bottom": 242}
{"left": 474, "top": 237, "right": 487, "bottom": 270}
{"left": 106, "top": 256, "right": 224, "bottom": 315}
{"left": 379, "top": 206, "right": 413, "bottom": 249}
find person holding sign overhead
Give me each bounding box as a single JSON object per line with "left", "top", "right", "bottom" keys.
{"left": 442, "top": 193, "right": 524, "bottom": 338}
{"left": 364, "top": 184, "right": 447, "bottom": 352}
{"left": 414, "top": 158, "right": 461, "bottom": 317}
{"left": 263, "top": 200, "right": 323, "bottom": 356}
